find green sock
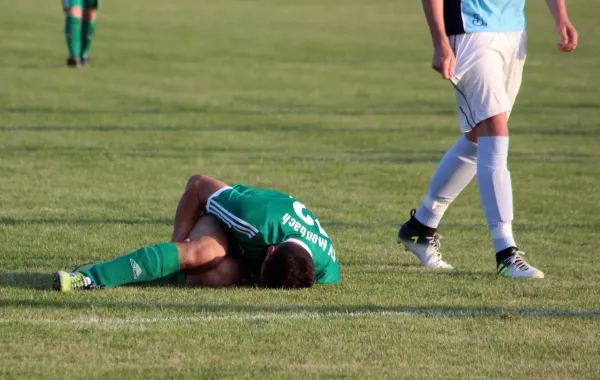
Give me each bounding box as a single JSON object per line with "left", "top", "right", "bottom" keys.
{"left": 79, "top": 243, "right": 180, "bottom": 288}
{"left": 81, "top": 19, "right": 97, "bottom": 58}
{"left": 64, "top": 16, "right": 82, "bottom": 58}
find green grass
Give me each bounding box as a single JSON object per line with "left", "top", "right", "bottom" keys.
{"left": 1, "top": 0, "right": 599, "bottom": 378}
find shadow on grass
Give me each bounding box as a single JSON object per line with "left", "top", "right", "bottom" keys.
{"left": 0, "top": 265, "right": 489, "bottom": 292}
{"left": 0, "top": 218, "right": 171, "bottom": 226}
{"left": 3, "top": 217, "right": 590, "bottom": 230}
{"left": 3, "top": 100, "right": 598, "bottom": 118}
{"left": 0, "top": 106, "right": 458, "bottom": 118}
{"left": 2, "top": 143, "right": 598, "bottom": 166}
{"left": 1, "top": 273, "right": 597, "bottom": 318}
{"left": 0, "top": 273, "right": 53, "bottom": 290}
{"left": 0, "top": 297, "right": 598, "bottom": 319}
{"left": 340, "top": 261, "right": 491, "bottom": 276}
{"left": 0, "top": 145, "right": 449, "bottom": 164}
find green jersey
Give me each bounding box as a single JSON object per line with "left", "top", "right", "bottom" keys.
{"left": 205, "top": 184, "right": 340, "bottom": 284}
{"left": 63, "top": 0, "right": 100, "bottom": 10}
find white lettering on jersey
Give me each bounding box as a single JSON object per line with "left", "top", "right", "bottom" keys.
{"left": 318, "top": 237, "right": 328, "bottom": 251}
{"left": 281, "top": 206, "right": 332, "bottom": 252}
{"left": 293, "top": 201, "right": 315, "bottom": 226}
{"left": 293, "top": 221, "right": 302, "bottom": 232}
{"left": 315, "top": 219, "right": 329, "bottom": 238}
{"left": 328, "top": 245, "right": 337, "bottom": 262}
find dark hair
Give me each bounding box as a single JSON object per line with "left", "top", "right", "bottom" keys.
{"left": 262, "top": 243, "right": 315, "bottom": 288}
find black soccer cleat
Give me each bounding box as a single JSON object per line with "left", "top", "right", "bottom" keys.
{"left": 66, "top": 56, "right": 81, "bottom": 68}
{"left": 397, "top": 209, "right": 453, "bottom": 269}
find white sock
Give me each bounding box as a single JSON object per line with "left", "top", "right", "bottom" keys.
{"left": 477, "top": 136, "right": 517, "bottom": 252}
{"left": 415, "top": 135, "right": 478, "bottom": 228}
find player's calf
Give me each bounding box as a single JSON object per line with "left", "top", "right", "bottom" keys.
{"left": 81, "top": 8, "right": 98, "bottom": 64}
{"left": 64, "top": 5, "right": 83, "bottom": 66}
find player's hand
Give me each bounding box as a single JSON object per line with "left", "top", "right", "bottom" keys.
{"left": 556, "top": 19, "right": 578, "bottom": 52}
{"left": 432, "top": 44, "right": 456, "bottom": 80}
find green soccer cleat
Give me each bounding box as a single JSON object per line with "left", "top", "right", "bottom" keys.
{"left": 53, "top": 270, "right": 95, "bottom": 292}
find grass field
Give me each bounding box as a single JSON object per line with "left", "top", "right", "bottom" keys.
{"left": 1, "top": 0, "right": 599, "bottom": 378}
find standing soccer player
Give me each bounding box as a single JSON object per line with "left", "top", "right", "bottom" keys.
{"left": 63, "top": 0, "right": 99, "bottom": 67}
{"left": 397, "top": 0, "right": 578, "bottom": 277}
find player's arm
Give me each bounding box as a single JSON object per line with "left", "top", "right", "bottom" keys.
{"left": 171, "top": 174, "right": 229, "bottom": 242}
{"left": 545, "top": 0, "right": 578, "bottom": 52}
{"left": 422, "top": 0, "right": 455, "bottom": 79}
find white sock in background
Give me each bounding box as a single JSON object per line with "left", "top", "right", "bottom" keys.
{"left": 415, "top": 135, "right": 478, "bottom": 228}
{"left": 477, "top": 136, "right": 517, "bottom": 252}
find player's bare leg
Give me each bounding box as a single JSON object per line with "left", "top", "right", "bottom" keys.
{"left": 59, "top": 215, "right": 239, "bottom": 290}
{"left": 54, "top": 175, "right": 234, "bottom": 291}
{"left": 171, "top": 174, "right": 229, "bottom": 242}
{"left": 181, "top": 216, "right": 245, "bottom": 286}
{"left": 54, "top": 215, "right": 231, "bottom": 291}
{"left": 81, "top": 8, "right": 98, "bottom": 66}
{"left": 177, "top": 215, "right": 229, "bottom": 270}
{"left": 184, "top": 257, "right": 245, "bottom": 287}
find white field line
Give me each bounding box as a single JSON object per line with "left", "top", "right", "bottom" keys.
{"left": 0, "top": 309, "right": 598, "bottom": 325}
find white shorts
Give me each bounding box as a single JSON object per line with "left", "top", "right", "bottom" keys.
{"left": 449, "top": 31, "right": 527, "bottom": 133}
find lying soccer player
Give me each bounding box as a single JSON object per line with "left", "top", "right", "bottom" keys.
{"left": 53, "top": 174, "right": 340, "bottom": 291}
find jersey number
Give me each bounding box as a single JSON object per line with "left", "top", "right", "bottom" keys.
{"left": 293, "top": 201, "right": 330, "bottom": 238}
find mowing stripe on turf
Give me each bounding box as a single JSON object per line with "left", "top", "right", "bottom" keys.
{"left": 0, "top": 309, "right": 598, "bottom": 325}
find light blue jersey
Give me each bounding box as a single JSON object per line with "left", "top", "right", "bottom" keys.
{"left": 444, "top": 0, "right": 526, "bottom": 35}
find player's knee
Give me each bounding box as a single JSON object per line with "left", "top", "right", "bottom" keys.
{"left": 83, "top": 9, "right": 97, "bottom": 21}
{"left": 476, "top": 114, "right": 509, "bottom": 137}
{"left": 181, "top": 242, "right": 205, "bottom": 268}
{"left": 181, "top": 241, "right": 222, "bottom": 269}
{"left": 67, "top": 6, "right": 83, "bottom": 18}
{"left": 187, "top": 216, "right": 230, "bottom": 250}
{"left": 465, "top": 130, "right": 478, "bottom": 143}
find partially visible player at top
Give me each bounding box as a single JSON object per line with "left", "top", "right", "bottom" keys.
{"left": 397, "top": 0, "right": 578, "bottom": 277}
{"left": 54, "top": 174, "right": 340, "bottom": 291}
{"left": 63, "top": 0, "right": 100, "bottom": 67}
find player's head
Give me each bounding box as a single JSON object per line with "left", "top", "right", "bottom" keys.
{"left": 260, "top": 242, "right": 315, "bottom": 288}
